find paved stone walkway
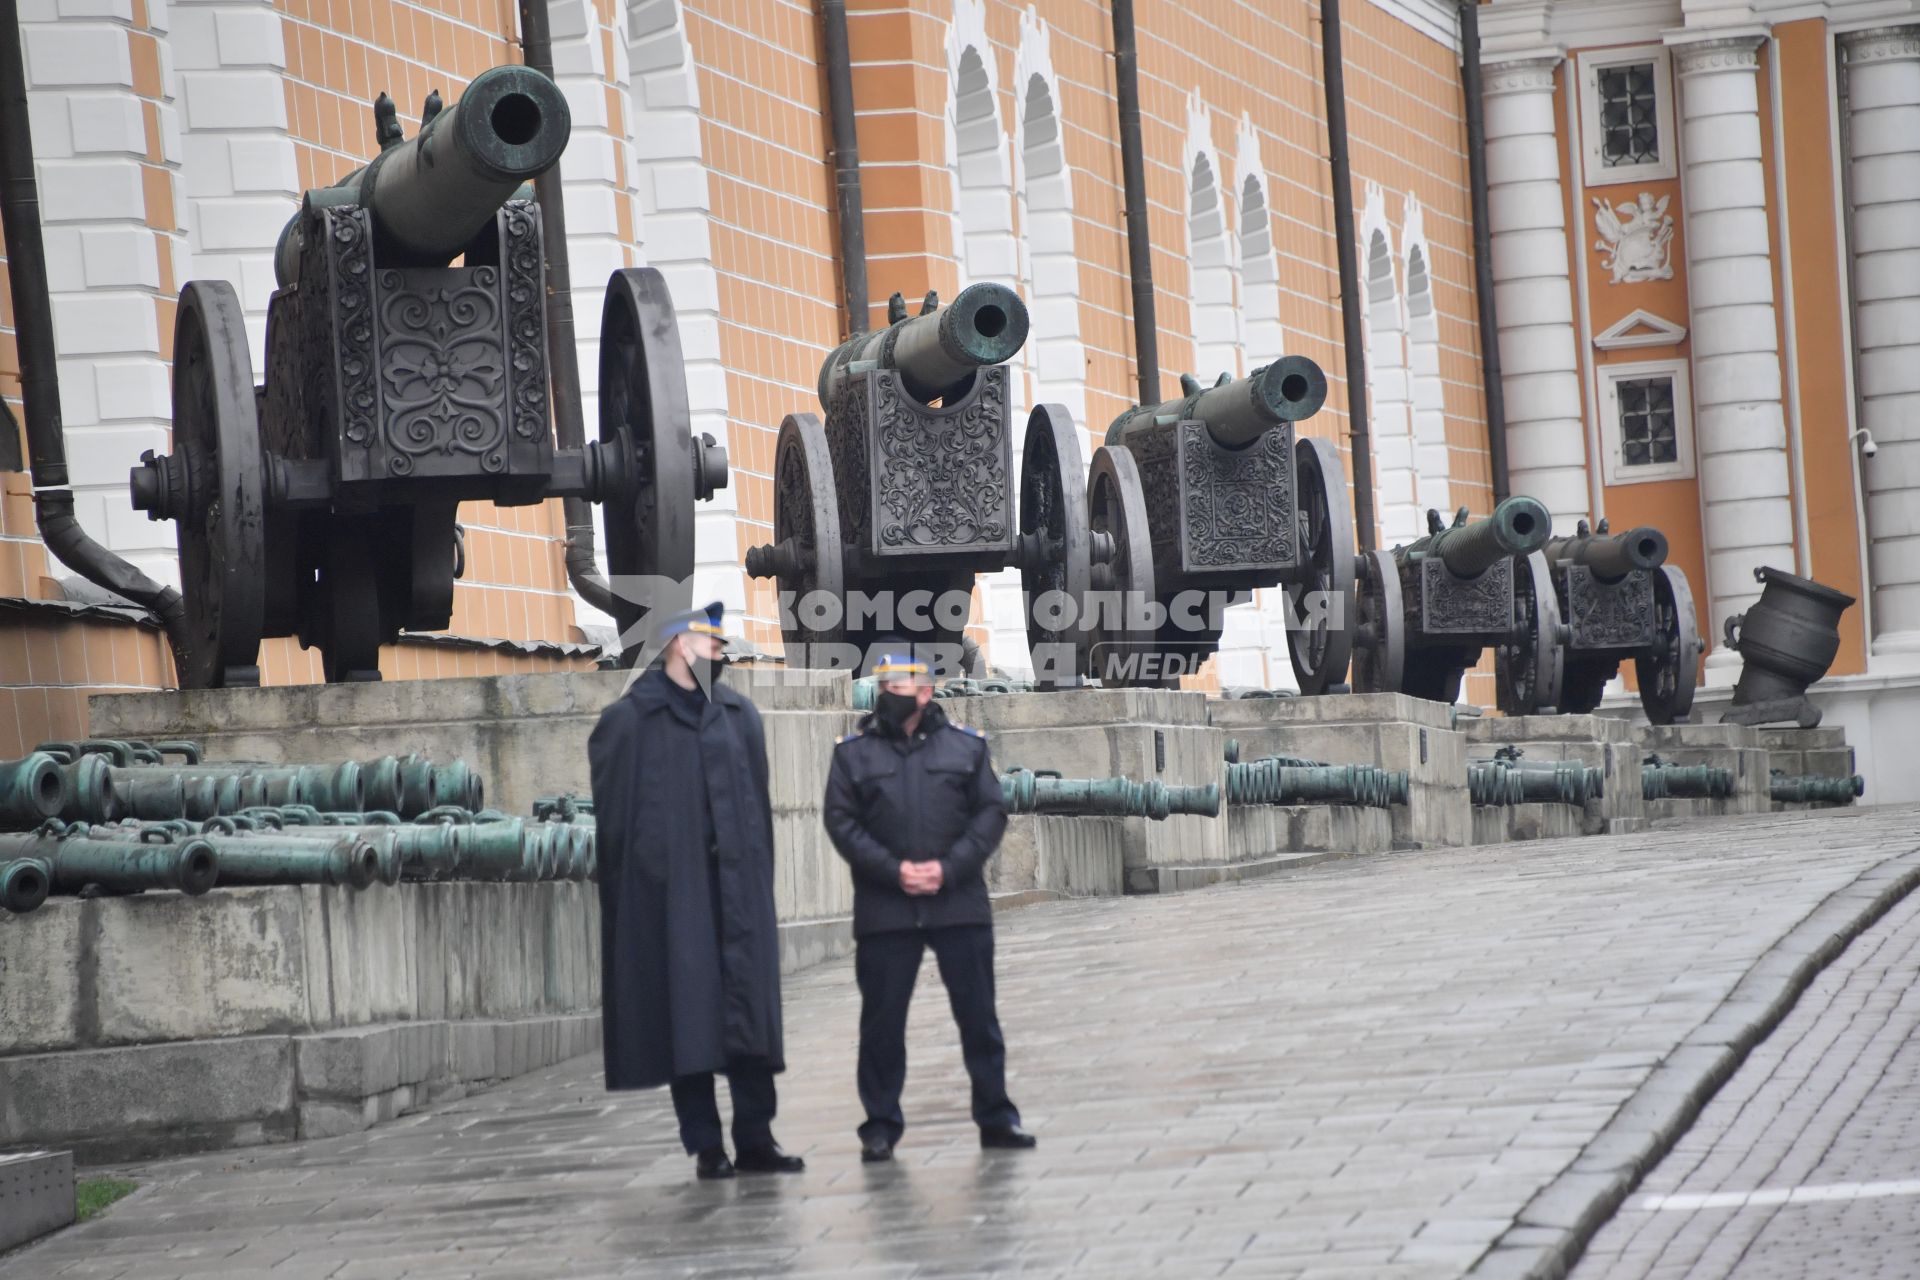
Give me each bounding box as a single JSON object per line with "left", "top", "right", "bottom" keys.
{"left": 1573, "top": 865, "right": 1920, "bottom": 1280}
{"left": 6, "top": 806, "right": 1920, "bottom": 1280}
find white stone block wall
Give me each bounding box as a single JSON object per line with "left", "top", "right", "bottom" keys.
{"left": 1841, "top": 25, "right": 1920, "bottom": 667}
{"left": 20, "top": 0, "right": 185, "bottom": 583}
{"left": 1482, "top": 54, "right": 1591, "bottom": 534}
{"left": 1671, "top": 33, "right": 1797, "bottom": 676}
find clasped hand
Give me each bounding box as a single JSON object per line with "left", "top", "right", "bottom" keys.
{"left": 898, "top": 859, "right": 944, "bottom": 896}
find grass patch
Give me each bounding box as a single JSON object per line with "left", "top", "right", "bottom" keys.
{"left": 75, "top": 1178, "right": 136, "bottom": 1222}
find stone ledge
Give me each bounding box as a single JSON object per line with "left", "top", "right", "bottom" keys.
{"left": 1127, "top": 848, "right": 1368, "bottom": 894}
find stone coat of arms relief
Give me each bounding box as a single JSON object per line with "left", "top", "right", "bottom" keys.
{"left": 1593, "top": 192, "right": 1676, "bottom": 284}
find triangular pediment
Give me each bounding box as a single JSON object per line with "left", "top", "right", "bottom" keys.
{"left": 1594, "top": 308, "right": 1687, "bottom": 351}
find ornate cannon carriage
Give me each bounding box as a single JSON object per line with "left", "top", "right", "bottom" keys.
{"left": 744, "top": 286, "right": 1093, "bottom": 680}
{"left": 127, "top": 68, "right": 727, "bottom": 685}
{"left": 1086, "top": 360, "right": 1354, "bottom": 690}
{"left": 1351, "top": 497, "right": 1553, "bottom": 705}
{"left": 1495, "top": 518, "right": 1702, "bottom": 723}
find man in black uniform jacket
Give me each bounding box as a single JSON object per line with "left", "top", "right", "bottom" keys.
{"left": 588, "top": 601, "right": 805, "bottom": 1181}
{"left": 823, "top": 650, "right": 1038, "bottom": 1162}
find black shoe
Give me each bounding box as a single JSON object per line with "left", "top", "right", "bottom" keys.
{"left": 695, "top": 1148, "right": 735, "bottom": 1180}
{"left": 735, "top": 1144, "right": 805, "bottom": 1174}
{"left": 860, "top": 1133, "right": 894, "bottom": 1163}
{"left": 980, "top": 1125, "right": 1037, "bottom": 1150}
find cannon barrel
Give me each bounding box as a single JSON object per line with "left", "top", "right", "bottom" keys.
{"left": 1, "top": 753, "right": 72, "bottom": 829}
{"left": 999, "top": 769, "right": 1219, "bottom": 820}
{"left": 1468, "top": 757, "right": 1603, "bottom": 807}
{"left": 0, "top": 828, "right": 220, "bottom": 896}
{"left": 817, "top": 283, "right": 1030, "bottom": 406}
{"left": 1412, "top": 496, "right": 1552, "bottom": 579}
{"left": 1107, "top": 357, "right": 1328, "bottom": 449}
{"left": 274, "top": 66, "right": 571, "bottom": 285}
{"left": 1769, "top": 771, "right": 1865, "bottom": 804}
{"left": 1545, "top": 525, "right": 1668, "bottom": 581}
{"left": 1641, "top": 757, "right": 1735, "bottom": 800}
{"left": 1225, "top": 758, "right": 1408, "bottom": 809}
{"left": 1, "top": 857, "right": 52, "bottom": 914}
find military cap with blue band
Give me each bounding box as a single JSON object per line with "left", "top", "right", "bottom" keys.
{"left": 656, "top": 600, "right": 726, "bottom": 639}
{"left": 871, "top": 652, "right": 929, "bottom": 678}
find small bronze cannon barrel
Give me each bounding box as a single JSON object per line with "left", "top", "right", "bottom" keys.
{"left": 1768, "top": 771, "right": 1865, "bottom": 804}
{"left": 1, "top": 753, "right": 72, "bottom": 829}
{"left": 1226, "top": 758, "right": 1408, "bottom": 809}
{"left": 1641, "top": 756, "right": 1735, "bottom": 801}
{"left": 817, "top": 282, "right": 1030, "bottom": 405}
{"left": 1468, "top": 755, "right": 1603, "bottom": 807}
{"left": 998, "top": 769, "right": 1219, "bottom": 820}
{"left": 274, "top": 65, "right": 571, "bottom": 284}
{"left": 1544, "top": 525, "right": 1668, "bottom": 582}
{"left": 1107, "top": 357, "right": 1328, "bottom": 450}
{"left": 106, "top": 761, "right": 366, "bottom": 819}
{"left": 0, "top": 826, "right": 220, "bottom": 897}
{"left": 1417, "top": 496, "right": 1552, "bottom": 579}
{"left": 1, "top": 857, "right": 52, "bottom": 914}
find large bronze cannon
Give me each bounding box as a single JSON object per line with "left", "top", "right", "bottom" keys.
{"left": 1352, "top": 498, "right": 1553, "bottom": 704}
{"left": 1496, "top": 518, "right": 1703, "bottom": 723}
{"left": 126, "top": 67, "right": 728, "bottom": 685}
{"left": 1085, "top": 360, "right": 1352, "bottom": 690}
{"left": 745, "top": 286, "right": 1093, "bottom": 681}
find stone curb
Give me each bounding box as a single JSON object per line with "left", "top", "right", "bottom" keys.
{"left": 1465, "top": 845, "right": 1920, "bottom": 1280}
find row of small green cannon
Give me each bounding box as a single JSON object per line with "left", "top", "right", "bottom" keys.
{"left": 0, "top": 805, "right": 596, "bottom": 915}
{"left": 0, "top": 740, "right": 485, "bottom": 831}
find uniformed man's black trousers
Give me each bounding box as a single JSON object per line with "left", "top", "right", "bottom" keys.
{"left": 855, "top": 924, "right": 1019, "bottom": 1144}
{"left": 670, "top": 1066, "right": 777, "bottom": 1155}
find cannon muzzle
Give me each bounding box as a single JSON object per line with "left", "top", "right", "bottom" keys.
{"left": 1107, "top": 357, "right": 1327, "bottom": 448}
{"left": 1414, "top": 496, "right": 1552, "bottom": 579}
{"left": 1545, "top": 524, "right": 1668, "bottom": 581}
{"left": 817, "top": 283, "right": 1030, "bottom": 406}
{"left": 275, "top": 65, "right": 571, "bottom": 285}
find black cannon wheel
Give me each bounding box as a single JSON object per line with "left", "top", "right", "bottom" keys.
{"left": 769, "top": 412, "right": 846, "bottom": 664}
{"left": 1637, "top": 564, "right": 1701, "bottom": 725}
{"left": 1287, "top": 435, "right": 1357, "bottom": 693}
{"left": 1019, "top": 404, "right": 1092, "bottom": 683}
{"left": 1496, "top": 551, "right": 1566, "bottom": 715}
{"left": 1086, "top": 445, "right": 1157, "bottom": 685}
{"left": 1352, "top": 548, "right": 1405, "bottom": 694}
{"left": 599, "top": 268, "right": 697, "bottom": 654}
{"left": 171, "top": 281, "right": 265, "bottom": 689}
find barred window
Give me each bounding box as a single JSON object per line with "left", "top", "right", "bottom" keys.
{"left": 1617, "top": 377, "right": 1677, "bottom": 467}
{"left": 1598, "top": 62, "right": 1660, "bottom": 167}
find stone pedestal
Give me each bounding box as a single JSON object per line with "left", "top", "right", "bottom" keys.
{"left": 1462, "top": 713, "right": 1647, "bottom": 838}
{"left": 1637, "top": 722, "right": 1770, "bottom": 820}
{"left": 0, "top": 1150, "right": 74, "bottom": 1252}
{"left": 1759, "top": 726, "right": 1861, "bottom": 811}
{"left": 1208, "top": 694, "right": 1470, "bottom": 850}
{"left": 990, "top": 815, "right": 1127, "bottom": 899}
{"left": 941, "top": 689, "right": 1226, "bottom": 881}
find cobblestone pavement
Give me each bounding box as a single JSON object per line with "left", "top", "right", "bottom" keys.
{"left": 1573, "top": 862, "right": 1920, "bottom": 1280}
{"left": 7, "top": 806, "right": 1920, "bottom": 1280}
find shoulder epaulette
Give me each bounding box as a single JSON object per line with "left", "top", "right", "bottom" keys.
{"left": 835, "top": 731, "right": 864, "bottom": 745}
{"left": 952, "top": 723, "right": 986, "bottom": 739}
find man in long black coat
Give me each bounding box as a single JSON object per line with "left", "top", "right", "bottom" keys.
{"left": 588, "top": 602, "right": 804, "bottom": 1181}
{"left": 823, "top": 650, "right": 1038, "bottom": 1162}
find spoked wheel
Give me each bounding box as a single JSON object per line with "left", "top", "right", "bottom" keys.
{"left": 1086, "top": 446, "right": 1157, "bottom": 686}
{"left": 599, "top": 268, "right": 726, "bottom": 661}
{"left": 1286, "top": 435, "right": 1357, "bottom": 693}
{"left": 1351, "top": 548, "right": 1404, "bottom": 694}
{"left": 1637, "top": 564, "right": 1702, "bottom": 724}
{"left": 1496, "top": 551, "right": 1566, "bottom": 715}
{"left": 1559, "top": 656, "right": 1620, "bottom": 715}
{"left": 745, "top": 413, "right": 845, "bottom": 666}
{"left": 1017, "top": 405, "right": 1092, "bottom": 686}
{"left": 167, "top": 281, "right": 266, "bottom": 688}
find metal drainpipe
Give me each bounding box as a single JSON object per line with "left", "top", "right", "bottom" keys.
{"left": 1111, "top": 0, "right": 1160, "bottom": 405}
{"left": 1459, "top": 0, "right": 1510, "bottom": 501}
{"left": 820, "top": 0, "right": 869, "bottom": 337}
{"left": 517, "top": 0, "right": 615, "bottom": 617}
{"left": 1323, "top": 0, "right": 1377, "bottom": 552}
{"left": 0, "top": 0, "right": 194, "bottom": 664}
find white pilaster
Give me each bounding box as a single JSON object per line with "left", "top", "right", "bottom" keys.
{"left": 1670, "top": 32, "right": 1797, "bottom": 678}
{"left": 1841, "top": 25, "right": 1920, "bottom": 669}
{"left": 1482, "top": 55, "right": 1591, "bottom": 533}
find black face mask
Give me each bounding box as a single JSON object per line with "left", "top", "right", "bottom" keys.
{"left": 874, "top": 690, "right": 919, "bottom": 732}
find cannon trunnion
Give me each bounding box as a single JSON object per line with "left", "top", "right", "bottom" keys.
{"left": 1495, "top": 517, "right": 1704, "bottom": 724}
{"left": 1352, "top": 498, "right": 1553, "bottom": 705}
{"left": 745, "top": 285, "right": 1092, "bottom": 681}
{"left": 127, "top": 70, "right": 729, "bottom": 686}
{"left": 1086, "top": 359, "right": 1353, "bottom": 692}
